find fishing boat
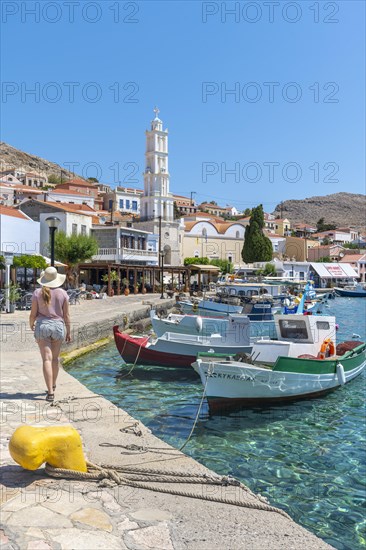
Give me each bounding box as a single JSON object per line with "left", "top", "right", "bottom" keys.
{"left": 113, "top": 319, "right": 252, "bottom": 368}
{"left": 151, "top": 310, "right": 276, "bottom": 340}
{"left": 192, "top": 313, "right": 366, "bottom": 412}
{"left": 177, "top": 298, "right": 244, "bottom": 317}
{"left": 334, "top": 284, "right": 366, "bottom": 297}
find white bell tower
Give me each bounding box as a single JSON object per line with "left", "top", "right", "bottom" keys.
{"left": 140, "top": 107, "right": 174, "bottom": 221}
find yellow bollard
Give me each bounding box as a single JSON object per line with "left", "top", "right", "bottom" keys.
{"left": 9, "top": 425, "right": 87, "bottom": 472}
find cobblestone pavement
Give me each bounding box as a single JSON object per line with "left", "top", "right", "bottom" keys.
{"left": 1, "top": 296, "right": 332, "bottom": 549}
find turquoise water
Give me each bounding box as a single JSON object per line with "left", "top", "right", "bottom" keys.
{"left": 67, "top": 297, "right": 366, "bottom": 549}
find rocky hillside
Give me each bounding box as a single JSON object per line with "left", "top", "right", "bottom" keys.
{"left": 0, "top": 142, "right": 81, "bottom": 181}
{"left": 273, "top": 193, "right": 366, "bottom": 230}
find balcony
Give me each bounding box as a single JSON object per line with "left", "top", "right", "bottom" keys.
{"left": 93, "top": 247, "right": 158, "bottom": 265}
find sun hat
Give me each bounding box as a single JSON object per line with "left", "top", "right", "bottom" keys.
{"left": 37, "top": 267, "right": 66, "bottom": 288}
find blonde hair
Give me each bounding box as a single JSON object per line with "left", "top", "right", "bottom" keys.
{"left": 41, "top": 286, "right": 51, "bottom": 305}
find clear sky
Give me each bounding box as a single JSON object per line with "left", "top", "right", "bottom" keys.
{"left": 1, "top": 0, "right": 365, "bottom": 211}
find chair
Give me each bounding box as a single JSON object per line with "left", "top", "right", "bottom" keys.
{"left": 20, "top": 293, "right": 33, "bottom": 310}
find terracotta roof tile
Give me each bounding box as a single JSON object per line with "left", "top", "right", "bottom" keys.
{"left": 0, "top": 205, "right": 30, "bottom": 219}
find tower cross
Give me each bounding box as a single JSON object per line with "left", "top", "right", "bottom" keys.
{"left": 153, "top": 106, "right": 160, "bottom": 118}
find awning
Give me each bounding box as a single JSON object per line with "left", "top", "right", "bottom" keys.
{"left": 189, "top": 264, "right": 221, "bottom": 272}
{"left": 310, "top": 262, "right": 358, "bottom": 278}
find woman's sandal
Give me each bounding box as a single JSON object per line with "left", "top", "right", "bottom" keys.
{"left": 46, "top": 392, "right": 55, "bottom": 402}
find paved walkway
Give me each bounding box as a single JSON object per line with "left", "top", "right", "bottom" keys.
{"left": 1, "top": 295, "right": 332, "bottom": 549}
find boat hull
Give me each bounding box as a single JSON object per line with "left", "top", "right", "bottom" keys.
{"left": 193, "top": 345, "right": 366, "bottom": 412}
{"left": 113, "top": 326, "right": 252, "bottom": 368}
{"left": 334, "top": 288, "right": 366, "bottom": 297}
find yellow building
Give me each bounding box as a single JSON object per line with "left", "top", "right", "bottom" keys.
{"left": 274, "top": 218, "right": 291, "bottom": 236}
{"left": 183, "top": 220, "right": 245, "bottom": 267}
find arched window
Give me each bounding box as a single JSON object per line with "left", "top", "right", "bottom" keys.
{"left": 236, "top": 230, "right": 240, "bottom": 239}
{"left": 202, "top": 228, "right": 207, "bottom": 237}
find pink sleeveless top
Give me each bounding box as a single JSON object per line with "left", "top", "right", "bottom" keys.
{"left": 32, "top": 288, "right": 69, "bottom": 321}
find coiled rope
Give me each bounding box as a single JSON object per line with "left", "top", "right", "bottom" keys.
{"left": 45, "top": 460, "right": 290, "bottom": 519}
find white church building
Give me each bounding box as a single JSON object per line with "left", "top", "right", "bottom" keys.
{"left": 137, "top": 108, "right": 183, "bottom": 265}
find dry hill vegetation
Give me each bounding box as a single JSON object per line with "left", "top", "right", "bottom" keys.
{"left": 0, "top": 142, "right": 81, "bottom": 181}
{"left": 273, "top": 193, "right": 365, "bottom": 230}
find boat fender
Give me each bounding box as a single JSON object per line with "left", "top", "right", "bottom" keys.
{"left": 9, "top": 425, "right": 87, "bottom": 472}
{"left": 195, "top": 316, "right": 203, "bottom": 333}
{"left": 336, "top": 363, "right": 346, "bottom": 385}
{"left": 318, "top": 338, "right": 335, "bottom": 359}
{"left": 283, "top": 298, "right": 291, "bottom": 307}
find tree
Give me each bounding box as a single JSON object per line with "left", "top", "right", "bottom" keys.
{"left": 242, "top": 204, "right": 273, "bottom": 263}
{"left": 173, "top": 201, "right": 181, "bottom": 219}
{"left": 209, "top": 201, "right": 217, "bottom": 205}
{"left": 343, "top": 243, "right": 359, "bottom": 249}
{"left": 210, "top": 259, "right": 233, "bottom": 274}
{"left": 256, "top": 263, "right": 277, "bottom": 277}
{"left": 184, "top": 257, "right": 210, "bottom": 265}
{"left": 54, "top": 231, "right": 98, "bottom": 287}
{"left": 318, "top": 256, "right": 331, "bottom": 263}
{"left": 87, "top": 177, "right": 99, "bottom": 183}
{"left": 321, "top": 237, "right": 331, "bottom": 246}
{"left": 243, "top": 208, "right": 252, "bottom": 217}
{"left": 316, "top": 218, "right": 337, "bottom": 232}
{"left": 48, "top": 174, "right": 62, "bottom": 184}
{"left": 12, "top": 255, "right": 47, "bottom": 270}
{"left": 12, "top": 255, "right": 48, "bottom": 288}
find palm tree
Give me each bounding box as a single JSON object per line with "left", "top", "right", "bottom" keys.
{"left": 54, "top": 231, "right": 98, "bottom": 287}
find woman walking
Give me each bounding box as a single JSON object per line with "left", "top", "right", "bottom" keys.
{"left": 29, "top": 267, "right": 71, "bottom": 402}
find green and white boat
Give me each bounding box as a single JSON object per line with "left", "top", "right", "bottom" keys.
{"left": 192, "top": 314, "right": 366, "bottom": 412}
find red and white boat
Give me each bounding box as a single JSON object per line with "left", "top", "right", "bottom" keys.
{"left": 113, "top": 325, "right": 252, "bottom": 368}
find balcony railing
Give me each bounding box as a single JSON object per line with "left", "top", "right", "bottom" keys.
{"left": 94, "top": 247, "right": 157, "bottom": 259}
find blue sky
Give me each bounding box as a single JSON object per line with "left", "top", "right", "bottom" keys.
{"left": 1, "top": 0, "right": 365, "bottom": 211}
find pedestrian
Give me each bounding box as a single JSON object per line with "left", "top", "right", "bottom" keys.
{"left": 29, "top": 267, "right": 71, "bottom": 402}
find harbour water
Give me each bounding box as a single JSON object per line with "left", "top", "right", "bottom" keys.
{"left": 67, "top": 297, "right": 366, "bottom": 550}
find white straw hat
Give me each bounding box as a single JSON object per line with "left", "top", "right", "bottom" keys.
{"left": 37, "top": 267, "right": 66, "bottom": 288}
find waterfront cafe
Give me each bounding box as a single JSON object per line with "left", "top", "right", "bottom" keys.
{"left": 309, "top": 262, "right": 359, "bottom": 288}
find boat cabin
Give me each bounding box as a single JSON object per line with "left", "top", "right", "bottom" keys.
{"left": 217, "top": 282, "right": 284, "bottom": 298}
{"left": 252, "top": 314, "right": 337, "bottom": 365}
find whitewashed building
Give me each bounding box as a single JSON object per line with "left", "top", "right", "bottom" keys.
{"left": 0, "top": 205, "right": 40, "bottom": 256}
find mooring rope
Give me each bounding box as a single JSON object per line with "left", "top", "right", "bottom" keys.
{"left": 45, "top": 461, "right": 290, "bottom": 519}
{"left": 179, "top": 363, "right": 212, "bottom": 452}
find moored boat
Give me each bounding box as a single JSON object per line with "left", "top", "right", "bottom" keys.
{"left": 113, "top": 324, "right": 252, "bottom": 368}
{"left": 192, "top": 313, "right": 366, "bottom": 412}
{"left": 334, "top": 284, "right": 366, "bottom": 297}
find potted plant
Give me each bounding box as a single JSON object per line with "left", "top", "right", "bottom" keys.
{"left": 122, "top": 278, "right": 130, "bottom": 296}
{"left": 5, "top": 283, "right": 21, "bottom": 313}
{"left": 134, "top": 284, "right": 139, "bottom": 294}
{"left": 101, "top": 270, "right": 120, "bottom": 297}
{"left": 141, "top": 278, "right": 147, "bottom": 294}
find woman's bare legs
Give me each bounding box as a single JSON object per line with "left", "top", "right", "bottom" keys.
{"left": 37, "top": 339, "right": 63, "bottom": 394}
{"left": 50, "top": 339, "right": 63, "bottom": 389}
{"left": 36, "top": 339, "right": 53, "bottom": 394}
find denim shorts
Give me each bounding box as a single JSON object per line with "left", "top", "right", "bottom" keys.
{"left": 34, "top": 319, "right": 65, "bottom": 342}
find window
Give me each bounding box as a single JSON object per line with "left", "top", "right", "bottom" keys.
{"left": 299, "top": 271, "right": 305, "bottom": 280}
{"left": 119, "top": 199, "right": 124, "bottom": 209}
{"left": 316, "top": 321, "right": 330, "bottom": 331}
{"left": 236, "top": 231, "right": 240, "bottom": 239}
{"left": 72, "top": 224, "right": 77, "bottom": 235}
{"left": 279, "top": 320, "right": 309, "bottom": 340}
{"left": 108, "top": 199, "right": 113, "bottom": 210}
{"left": 81, "top": 225, "right": 87, "bottom": 236}
{"left": 132, "top": 201, "right": 138, "bottom": 211}
{"left": 126, "top": 199, "right": 130, "bottom": 209}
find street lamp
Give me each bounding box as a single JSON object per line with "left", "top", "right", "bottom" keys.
{"left": 45, "top": 216, "right": 61, "bottom": 266}
{"left": 160, "top": 250, "right": 166, "bottom": 299}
